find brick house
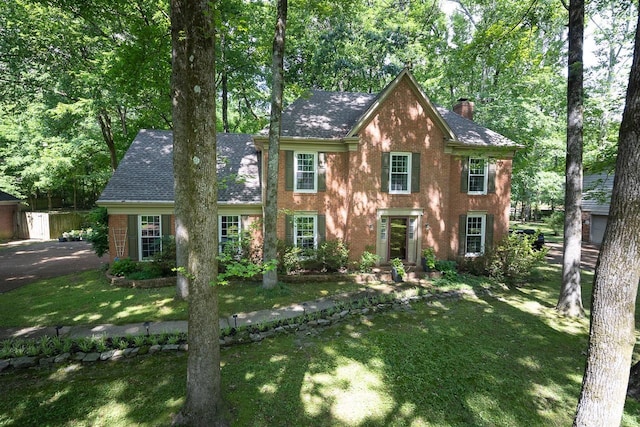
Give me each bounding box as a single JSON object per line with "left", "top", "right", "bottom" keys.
{"left": 0, "top": 190, "right": 21, "bottom": 240}
{"left": 98, "top": 69, "right": 520, "bottom": 264}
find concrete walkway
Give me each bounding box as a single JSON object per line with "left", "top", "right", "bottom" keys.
{"left": 0, "top": 295, "right": 343, "bottom": 341}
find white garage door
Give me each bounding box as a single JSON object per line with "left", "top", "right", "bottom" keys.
{"left": 591, "top": 215, "right": 608, "bottom": 245}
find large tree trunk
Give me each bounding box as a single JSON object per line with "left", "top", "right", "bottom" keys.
{"left": 262, "top": 0, "right": 288, "bottom": 289}
{"left": 557, "top": 0, "right": 585, "bottom": 318}
{"left": 170, "top": 0, "right": 225, "bottom": 425}
{"left": 573, "top": 7, "right": 640, "bottom": 425}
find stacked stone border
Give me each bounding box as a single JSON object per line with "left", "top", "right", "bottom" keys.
{"left": 0, "top": 287, "right": 489, "bottom": 373}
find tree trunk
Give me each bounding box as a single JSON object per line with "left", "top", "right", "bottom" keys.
{"left": 262, "top": 0, "right": 288, "bottom": 289}
{"left": 628, "top": 360, "right": 640, "bottom": 401}
{"left": 573, "top": 8, "right": 640, "bottom": 424}
{"left": 221, "top": 33, "right": 230, "bottom": 133}
{"left": 97, "top": 110, "right": 119, "bottom": 173}
{"left": 557, "top": 0, "right": 585, "bottom": 318}
{"left": 170, "top": 0, "right": 225, "bottom": 425}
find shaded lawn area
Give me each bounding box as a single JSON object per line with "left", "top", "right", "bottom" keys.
{"left": 1, "top": 268, "right": 640, "bottom": 426}
{"left": 0, "top": 270, "right": 393, "bottom": 328}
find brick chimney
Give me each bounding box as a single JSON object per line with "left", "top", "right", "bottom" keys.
{"left": 453, "top": 98, "right": 474, "bottom": 120}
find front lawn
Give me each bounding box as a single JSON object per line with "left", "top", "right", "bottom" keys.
{"left": 0, "top": 270, "right": 388, "bottom": 328}
{"left": 1, "top": 266, "right": 639, "bottom": 426}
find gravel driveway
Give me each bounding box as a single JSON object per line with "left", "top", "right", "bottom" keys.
{"left": 0, "top": 240, "right": 106, "bottom": 294}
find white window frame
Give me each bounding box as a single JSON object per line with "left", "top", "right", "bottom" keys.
{"left": 468, "top": 157, "right": 488, "bottom": 195}
{"left": 380, "top": 217, "right": 388, "bottom": 241}
{"left": 465, "top": 214, "right": 486, "bottom": 256}
{"left": 219, "top": 215, "right": 241, "bottom": 254}
{"left": 389, "top": 152, "right": 412, "bottom": 194}
{"left": 293, "top": 215, "right": 317, "bottom": 250}
{"left": 139, "top": 215, "right": 162, "bottom": 260}
{"left": 294, "top": 152, "right": 317, "bottom": 193}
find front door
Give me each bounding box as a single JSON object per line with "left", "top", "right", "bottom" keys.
{"left": 388, "top": 217, "right": 408, "bottom": 260}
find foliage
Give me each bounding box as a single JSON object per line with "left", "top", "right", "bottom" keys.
{"left": 276, "top": 241, "right": 303, "bottom": 275}
{"left": 421, "top": 247, "right": 437, "bottom": 270}
{"left": 313, "top": 239, "right": 349, "bottom": 273}
{"left": 358, "top": 250, "right": 380, "bottom": 273}
{"left": 390, "top": 257, "right": 405, "bottom": 277}
{"left": 152, "top": 236, "right": 176, "bottom": 277}
{"left": 545, "top": 210, "right": 565, "bottom": 236}
{"left": 486, "top": 233, "right": 548, "bottom": 286}
{"left": 109, "top": 258, "right": 140, "bottom": 277}
{"left": 84, "top": 207, "right": 109, "bottom": 257}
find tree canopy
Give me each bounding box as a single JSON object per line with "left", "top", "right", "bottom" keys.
{"left": 0, "top": 0, "right": 635, "bottom": 211}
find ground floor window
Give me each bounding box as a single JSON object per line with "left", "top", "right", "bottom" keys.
{"left": 139, "top": 215, "right": 161, "bottom": 260}
{"left": 219, "top": 215, "right": 241, "bottom": 253}
{"left": 465, "top": 214, "right": 486, "bottom": 255}
{"left": 294, "top": 215, "right": 317, "bottom": 250}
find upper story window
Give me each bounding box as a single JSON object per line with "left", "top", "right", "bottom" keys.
{"left": 219, "top": 215, "right": 241, "bottom": 253}
{"left": 468, "top": 157, "right": 488, "bottom": 194}
{"left": 139, "top": 215, "right": 162, "bottom": 260}
{"left": 389, "top": 152, "right": 411, "bottom": 194}
{"left": 295, "top": 152, "right": 317, "bottom": 192}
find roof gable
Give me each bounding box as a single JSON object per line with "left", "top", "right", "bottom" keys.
{"left": 98, "top": 130, "right": 261, "bottom": 205}
{"left": 0, "top": 190, "right": 20, "bottom": 203}
{"left": 273, "top": 68, "right": 518, "bottom": 149}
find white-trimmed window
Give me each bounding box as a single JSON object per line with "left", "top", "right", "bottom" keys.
{"left": 295, "top": 152, "right": 317, "bottom": 192}
{"left": 139, "top": 215, "right": 161, "bottom": 260}
{"left": 219, "top": 215, "right": 241, "bottom": 253}
{"left": 468, "top": 158, "right": 488, "bottom": 194}
{"left": 465, "top": 214, "right": 486, "bottom": 255}
{"left": 390, "top": 152, "right": 411, "bottom": 194}
{"left": 294, "top": 215, "right": 317, "bottom": 249}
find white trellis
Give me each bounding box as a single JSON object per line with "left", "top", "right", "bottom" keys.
{"left": 112, "top": 227, "right": 127, "bottom": 258}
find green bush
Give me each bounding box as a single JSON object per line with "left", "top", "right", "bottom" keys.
{"left": 486, "top": 232, "right": 548, "bottom": 286}
{"left": 277, "top": 242, "right": 303, "bottom": 274}
{"left": 110, "top": 258, "right": 140, "bottom": 277}
{"left": 359, "top": 251, "right": 380, "bottom": 273}
{"left": 152, "top": 236, "right": 176, "bottom": 277}
{"left": 84, "top": 207, "right": 109, "bottom": 257}
{"left": 545, "top": 211, "right": 564, "bottom": 236}
{"left": 315, "top": 239, "right": 349, "bottom": 272}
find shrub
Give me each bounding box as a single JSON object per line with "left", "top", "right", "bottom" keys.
{"left": 315, "top": 239, "right": 349, "bottom": 272}
{"left": 545, "top": 211, "right": 564, "bottom": 236}
{"left": 277, "top": 241, "right": 303, "bottom": 274}
{"left": 486, "top": 232, "right": 548, "bottom": 286}
{"left": 152, "top": 236, "right": 176, "bottom": 277}
{"left": 359, "top": 251, "right": 380, "bottom": 273}
{"left": 84, "top": 207, "right": 109, "bottom": 257}
{"left": 110, "top": 258, "right": 140, "bottom": 277}
{"left": 421, "top": 247, "right": 437, "bottom": 270}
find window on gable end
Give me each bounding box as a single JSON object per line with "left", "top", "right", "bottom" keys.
{"left": 389, "top": 152, "right": 412, "bottom": 194}
{"left": 139, "top": 215, "right": 162, "bottom": 260}
{"left": 219, "top": 215, "right": 241, "bottom": 254}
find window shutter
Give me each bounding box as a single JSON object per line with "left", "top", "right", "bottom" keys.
{"left": 317, "top": 214, "right": 326, "bottom": 243}
{"left": 460, "top": 157, "right": 469, "bottom": 193}
{"left": 381, "top": 152, "right": 390, "bottom": 193}
{"left": 317, "top": 152, "right": 326, "bottom": 192}
{"left": 458, "top": 214, "right": 467, "bottom": 256}
{"left": 127, "top": 215, "right": 139, "bottom": 261}
{"left": 285, "top": 151, "right": 294, "bottom": 191}
{"left": 161, "top": 215, "right": 172, "bottom": 237}
{"left": 285, "top": 215, "right": 293, "bottom": 245}
{"left": 411, "top": 152, "right": 420, "bottom": 193}
{"left": 487, "top": 159, "right": 496, "bottom": 194}
{"left": 485, "top": 214, "right": 494, "bottom": 251}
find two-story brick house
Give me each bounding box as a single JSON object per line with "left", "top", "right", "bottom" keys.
{"left": 98, "top": 69, "right": 520, "bottom": 265}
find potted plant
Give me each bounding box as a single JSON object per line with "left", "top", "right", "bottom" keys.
{"left": 421, "top": 247, "right": 436, "bottom": 271}
{"left": 390, "top": 257, "right": 405, "bottom": 283}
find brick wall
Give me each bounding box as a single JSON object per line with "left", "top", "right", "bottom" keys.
{"left": 0, "top": 205, "right": 17, "bottom": 240}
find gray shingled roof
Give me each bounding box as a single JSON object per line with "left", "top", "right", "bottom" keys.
{"left": 270, "top": 89, "right": 517, "bottom": 147}
{"left": 98, "top": 130, "right": 261, "bottom": 204}
{"left": 276, "top": 90, "right": 378, "bottom": 139}
{"left": 0, "top": 190, "right": 20, "bottom": 203}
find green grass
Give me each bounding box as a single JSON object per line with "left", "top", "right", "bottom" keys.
{"left": 1, "top": 265, "right": 639, "bottom": 426}
{"left": 510, "top": 220, "right": 562, "bottom": 244}
{"left": 0, "top": 270, "right": 383, "bottom": 327}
